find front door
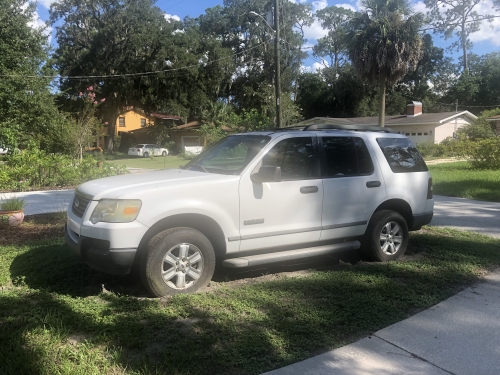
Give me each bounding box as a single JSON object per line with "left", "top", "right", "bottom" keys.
{"left": 238, "top": 135, "right": 323, "bottom": 252}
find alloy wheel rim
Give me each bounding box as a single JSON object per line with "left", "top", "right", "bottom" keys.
{"left": 161, "top": 243, "right": 204, "bottom": 290}
{"left": 379, "top": 221, "right": 403, "bottom": 255}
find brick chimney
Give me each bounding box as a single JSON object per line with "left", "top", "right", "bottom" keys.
{"left": 407, "top": 101, "right": 422, "bottom": 117}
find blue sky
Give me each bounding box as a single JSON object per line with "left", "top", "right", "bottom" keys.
{"left": 33, "top": 0, "right": 500, "bottom": 71}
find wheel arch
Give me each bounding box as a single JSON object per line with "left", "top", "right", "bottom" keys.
{"left": 372, "top": 199, "right": 413, "bottom": 229}
{"left": 136, "top": 213, "right": 227, "bottom": 260}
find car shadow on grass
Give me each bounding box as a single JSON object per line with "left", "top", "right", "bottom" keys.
{"left": 4, "top": 231, "right": 500, "bottom": 374}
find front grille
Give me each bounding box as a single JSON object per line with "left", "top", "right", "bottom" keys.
{"left": 72, "top": 191, "right": 93, "bottom": 218}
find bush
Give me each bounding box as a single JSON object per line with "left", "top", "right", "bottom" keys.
{"left": 178, "top": 151, "right": 197, "bottom": 160}
{"left": 416, "top": 142, "right": 447, "bottom": 158}
{"left": 447, "top": 138, "right": 500, "bottom": 170}
{"left": 0, "top": 148, "right": 128, "bottom": 192}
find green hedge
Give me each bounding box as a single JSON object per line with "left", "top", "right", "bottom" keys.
{"left": 0, "top": 149, "right": 128, "bottom": 192}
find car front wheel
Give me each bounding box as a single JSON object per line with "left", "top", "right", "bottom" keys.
{"left": 162, "top": 151, "right": 167, "bottom": 156}
{"left": 143, "top": 152, "right": 149, "bottom": 158}
{"left": 364, "top": 210, "right": 408, "bottom": 262}
{"left": 140, "top": 227, "right": 216, "bottom": 297}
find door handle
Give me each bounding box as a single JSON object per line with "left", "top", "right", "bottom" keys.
{"left": 300, "top": 186, "right": 319, "bottom": 194}
{"left": 366, "top": 181, "right": 381, "bottom": 188}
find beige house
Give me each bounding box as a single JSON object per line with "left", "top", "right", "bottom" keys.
{"left": 298, "top": 102, "right": 478, "bottom": 144}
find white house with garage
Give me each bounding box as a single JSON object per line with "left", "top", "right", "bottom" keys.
{"left": 298, "top": 102, "right": 478, "bottom": 144}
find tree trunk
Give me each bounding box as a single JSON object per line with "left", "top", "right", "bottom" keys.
{"left": 378, "top": 72, "right": 386, "bottom": 127}
{"left": 106, "top": 107, "right": 120, "bottom": 152}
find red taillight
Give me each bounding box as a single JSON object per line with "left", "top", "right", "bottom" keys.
{"left": 427, "top": 177, "right": 433, "bottom": 199}
{"left": 137, "top": 149, "right": 141, "bottom": 152}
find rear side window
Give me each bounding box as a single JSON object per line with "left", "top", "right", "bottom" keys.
{"left": 321, "top": 137, "right": 374, "bottom": 177}
{"left": 376, "top": 138, "right": 428, "bottom": 173}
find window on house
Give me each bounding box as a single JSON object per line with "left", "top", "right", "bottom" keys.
{"left": 405, "top": 133, "right": 410, "bottom": 136}
{"left": 119, "top": 117, "right": 125, "bottom": 127}
{"left": 417, "top": 133, "right": 422, "bottom": 136}
{"left": 141, "top": 118, "right": 146, "bottom": 127}
{"left": 429, "top": 131, "right": 432, "bottom": 134}
{"left": 424, "top": 132, "right": 428, "bottom": 135}
{"left": 411, "top": 133, "right": 416, "bottom": 136}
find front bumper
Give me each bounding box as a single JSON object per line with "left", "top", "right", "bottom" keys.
{"left": 410, "top": 211, "right": 433, "bottom": 231}
{"left": 65, "top": 224, "right": 137, "bottom": 275}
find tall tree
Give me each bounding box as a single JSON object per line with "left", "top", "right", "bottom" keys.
{"left": 347, "top": 0, "right": 424, "bottom": 127}
{"left": 424, "top": 0, "right": 489, "bottom": 72}
{"left": 0, "top": 0, "right": 60, "bottom": 150}
{"left": 313, "top": 6, "right": 354, "bottom": 74}
{"left": 198, "top": 0, "right": 311, "bottom": 123}
{"left": 50, "top": 0, "right": 229, "bottom": 150}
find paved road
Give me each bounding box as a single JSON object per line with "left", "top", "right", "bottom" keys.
{"left": 430, "top": 195, "right": 500, "bottom": 238}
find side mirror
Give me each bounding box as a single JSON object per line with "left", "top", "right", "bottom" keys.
{"left": 250, "top": 166, "right": 282, "bottom": 183}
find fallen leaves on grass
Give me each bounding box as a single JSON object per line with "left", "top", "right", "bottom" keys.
{"left": 0, "top": 212, "right": 65, "bottom": 246}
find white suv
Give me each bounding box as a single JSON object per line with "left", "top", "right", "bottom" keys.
{"left": 66, "top": 125, "right": 434, "bottom": 297}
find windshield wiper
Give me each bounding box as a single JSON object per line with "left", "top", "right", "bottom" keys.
{"left": 186, "top": 164, "right": 209, "bottom": 173}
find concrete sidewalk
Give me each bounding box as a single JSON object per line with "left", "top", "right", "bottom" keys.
{"left": 264, "top": 270, "right": 500, "bottom": 375}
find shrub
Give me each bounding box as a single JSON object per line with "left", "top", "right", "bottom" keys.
{"left": 178, "top": 151, "right": 197, "bottom": 160}
{"left": 416, "top": 141, "right": 447, "bottom": 158}
{"left": 0, "top": 148, "right": 128, "bottom": 192}
{"left": 447, "top": 138, "right": 500, "bottom": 170}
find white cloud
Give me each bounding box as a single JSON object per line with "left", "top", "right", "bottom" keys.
{"left": 164, "top": 13, "right": 181, "bottom": 22}
{"left": 301, "top": 60, "right": 328, "bottom": 73}
{"left": 469, "top": 0, "right": 500, "bottom": 46}
{"left": 336, "top": 3, "right": 356, "bottom": 12}
{"left": 38, "top": 0, "right": 56, "bottom": 8}
{"left": 23, "top": 2, "right": 52, "bottom": 42}
{"left": 311, "top": 0, "right": 328, "bottom": 12}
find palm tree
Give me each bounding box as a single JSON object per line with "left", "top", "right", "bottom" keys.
{"left": 347, "top": 0, "right": 424, "bottom": 126}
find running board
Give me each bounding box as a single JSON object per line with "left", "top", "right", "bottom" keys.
{"left": 222, "top": 241, "right": 360, "bottom": 268}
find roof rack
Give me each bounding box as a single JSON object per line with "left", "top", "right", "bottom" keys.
{"left": 302, "top": 124, "right": 395, "bottom": 133}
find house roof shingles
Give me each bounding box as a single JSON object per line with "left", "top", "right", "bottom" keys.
{"left": 299, "top": 111, "right": 477, "bottom": 127}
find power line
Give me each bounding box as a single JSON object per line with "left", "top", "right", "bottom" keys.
{"left": 0, "top": 40, "right": 273, "bottom": 81}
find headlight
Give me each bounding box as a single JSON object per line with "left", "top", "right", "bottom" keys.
{"left": 90, "top": 199, "right": 142, "bottom": 224}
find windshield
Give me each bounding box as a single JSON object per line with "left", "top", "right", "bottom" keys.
{"left": 182, "top": 135, "right": 271, "bottom": 175}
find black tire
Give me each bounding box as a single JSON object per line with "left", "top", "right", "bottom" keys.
{"left": 162, "top": 151, "right": 167, "bottom": 156}
{"left": 140, "top": 227, "right": 216, "bottom": 297}
{"left": 363, "top": 210, "right": 409, "bottom": 262}
{"left": 143, "top": 152, "right": 149, "bottom": 158}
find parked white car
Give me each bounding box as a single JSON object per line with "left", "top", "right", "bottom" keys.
{"left": 0, "top": 145, "right": 9, "bottom": 155}
{"left": 128, "top": 144, "right": 169, "bottom": 157}
{"left": 66, "top": 125, "right": 434, "bottom": 297}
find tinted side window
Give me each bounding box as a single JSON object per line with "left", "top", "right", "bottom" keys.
{"left": 321, "top": 137, "right": 374, "bottom": 177}
{"left": 262, "top": 137, "right": 315, "bottom": 180}
{"left": 376, "top": 138, "right": 428, "bottom": 173}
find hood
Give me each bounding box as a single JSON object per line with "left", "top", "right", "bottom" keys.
{"left": 77, "top": 169, "right": 236, "bottom": 200}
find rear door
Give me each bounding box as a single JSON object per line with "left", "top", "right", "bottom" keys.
{"left": 319, "top": 135, "right": 387, "bottom": 240}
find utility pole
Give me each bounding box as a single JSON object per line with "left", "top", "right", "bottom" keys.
{"left": 274, "top": 0, "right": 282, "bottom": 128}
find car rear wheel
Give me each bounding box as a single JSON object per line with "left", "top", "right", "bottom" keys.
{"left": 143, "top": 152, "right": 149, "bottom": 158}
{"left": 162, "top": 151, "right": 167, "bottom": 156}
{"left": 140, "top": 227, "right": 216, "bottom": 297}
{"left": 363, "top": 210, "right": 408, "bottom": 262}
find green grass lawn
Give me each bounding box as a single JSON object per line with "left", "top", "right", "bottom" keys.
{"left": 429, "top": 161, "right": 500, "bottom": 202}
{"left": 1, "top": 214, "right": 500, "bottom": 374}
{"left": 105, "top": 154, "right": 188, "bottom": 170}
